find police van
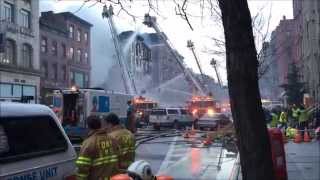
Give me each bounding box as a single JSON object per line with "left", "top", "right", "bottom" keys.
{"left": 149, "top": 108, "right": 192, "bottom": 130}
{"left": 0, "top": 103, "right": 77, "bottom": 180}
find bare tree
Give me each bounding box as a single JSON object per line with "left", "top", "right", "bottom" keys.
{"left": 69, "top": 0, "right": 275, "bottom": 179}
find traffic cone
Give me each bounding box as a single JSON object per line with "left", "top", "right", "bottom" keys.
{"left": 203, "top": 134, "right": 213, "bottom": 145}
{"left": 111, "top": 174, "right": 132, "bottom": 180}
{"left": 293, "top": 131, "right": 302, "bottom": 143}
{"left": 183, "top": 129, "right": 190, "bottom": 138}
{"left": 156, "top": 175, "right": 174, "bottom": 180}
{"left": 303, "top": 129, "right": 311, "bottom": 142}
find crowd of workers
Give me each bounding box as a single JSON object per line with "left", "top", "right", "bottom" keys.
{"left": 268, "top": 103, "right": 320, "bottom": 140}
{"left": 76, "top": 113, "right": 135, "bottom": 180}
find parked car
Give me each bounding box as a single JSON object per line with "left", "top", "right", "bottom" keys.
{"left": 149, "top": 108, "right": 193, "bottom": 130}
{"left": 0, "top": 103, "right": 77, "bottom": 180}
{"left": 195, "top": 113, "right": 231, "bottom": 131}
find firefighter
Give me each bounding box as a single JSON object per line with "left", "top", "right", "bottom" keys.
{"left": 76, "top": 115, "right": 118, "bottom": 180}
{"left": 298, "top": 106, "right": 312, "bottom": 137}
{"left": 104, "top": 113, "right": 136, "bottom": 173}
{"left": 270, "top": 109, "right": 279, "bottom": 128}
{"left": 278, "top": 110, "right": 288, "bottom": 134}
{"left": 291, "top": 104, "right": 300, "bottom": 128}
{"left": 127, "top": 100, "right": 136, "bottom": 133}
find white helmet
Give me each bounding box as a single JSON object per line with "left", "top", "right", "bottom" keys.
{"left": 127, "top": 160, "right": 154, "bottom": 180}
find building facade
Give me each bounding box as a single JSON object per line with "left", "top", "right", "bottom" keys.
{"left": 300, "top": 0, "right": 320, "bottom": 103}
{"left": 119, "top": 31, "right": 183, "bottom": 90}
{"left": 0, "top": 0, "right": 40, "bottom": 103}
{"left": 39, "top": 11, "right": 92, "bottom": 104}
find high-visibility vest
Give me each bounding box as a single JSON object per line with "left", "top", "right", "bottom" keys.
{"left": 270, "top": 113, "right": 279, "bottom": 127}
{"left": 298, "top": 109, "right": 311, "bottom": 123}
{"left": 292, "top": 108, "right": 300, "bottom": 118}
{"left": 279, "top": 112, "right": 287, "bottom": 123}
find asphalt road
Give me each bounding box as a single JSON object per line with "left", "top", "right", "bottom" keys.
{"left": 135, "top": 127, "right": 239, "bottom": 180}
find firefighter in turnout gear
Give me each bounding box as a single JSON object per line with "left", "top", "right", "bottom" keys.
{"left": 76, "top": 115, "right": 118, "bottom": 180}
{"left": 104, "top": 113, "right": 135, "bottom": 173}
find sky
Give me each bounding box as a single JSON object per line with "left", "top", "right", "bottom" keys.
{"left": 40, "top": 0, "right": 293, "bottom": 86}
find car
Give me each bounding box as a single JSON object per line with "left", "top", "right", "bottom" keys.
{"left": 149, "top": 108, "right": 193, "bottom": 130}
{"left": 0, "top": 103, "right": 77, "bottom": 180}
{"left": 195, "top": 113, "right": 231, "bottom": 131}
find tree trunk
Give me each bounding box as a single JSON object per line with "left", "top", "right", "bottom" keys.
{"left": 217, "top": 0, "right": 275, "bottom": 179}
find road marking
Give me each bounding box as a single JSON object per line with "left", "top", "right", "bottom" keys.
{"left": 157, "top": 136, "right": 178, "bottom": 174}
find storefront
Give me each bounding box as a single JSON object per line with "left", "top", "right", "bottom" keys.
{"left": 0, "top": 83, "right": 37, "bottom": 103}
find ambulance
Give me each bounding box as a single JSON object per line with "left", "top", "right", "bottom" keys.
{"left": 51, "top": 87, "right": 133, "bottom": 142}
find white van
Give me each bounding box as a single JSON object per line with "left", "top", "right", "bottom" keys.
{"left": 0, "top": 103, "right": 77, "bottom": 180}
{"left": 149, "top": 108, "right": 192, "bottom": 130}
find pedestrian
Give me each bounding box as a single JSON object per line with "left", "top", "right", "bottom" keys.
{"left": 76, "top": 115, "right": 118, "bottom": 180}
{"left": 127, "top": 100, "right": 136, "bottom": 133}
{"left": 104, "top": 113, "right": 135, "bottom": 173}
{"left": 278, "top": 110, "right": 288, "bottom": 135}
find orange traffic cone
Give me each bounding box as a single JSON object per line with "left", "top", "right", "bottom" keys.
{"left": 303, "top": 129, "right": 311, "bottom": 142}
{"left": 293, "top": 131, "right": 302, "bottom": 143}
{"left": 156, "top": 175, "right": 174, "bottom": 180}
{"left": 203, "top": 134, "right": 213, "bottom": 145}
{"left": 111, "top": 174, "right": 132, "bottom": 180}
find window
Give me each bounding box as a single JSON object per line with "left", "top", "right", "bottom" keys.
{"left": 77, "top": 29, "right": 81, "bottom": 42}
{"left": 0, "top": 83, "right": 11, "bottom": 97}
{"left": 84, "top": 52, "right": 88, "bottom": 64}
{"left": 74, "top": 72, "right": 84, "bottom": 88}
{"left": 84, "top": 32, "right": 88, "bottom": 42}
{"left": 76, "top": 49, "right": 81, "bottom": 63}
{"left": 69, "top": 47, "right": 74, "bottom": 59}
{"left": 0, "top": 116, "right": 68, "bottom": 164}
{"left": 151, "top": 109, "right": 166, "bottom": 115}
{"left": 69, "top": 25, "right": 74, "bottom": 38}
{"left": 41, "top": 37, "right": 47, "bottom": 53}
{"left": 84, "top": 74, "right": 89, "bottom": 87}
{"left": 12, "top": 85, "right": 22, "bottom": 97}
{"left": 62, "top": 65, "right": 67, "bottom": 81}
{"left": 52, "top": 64, "right": 58, "bottom": 80}
{"left": 20, "top": 9, "right": 30, "bottom": 28}
{"left": 51, "top": 41, "right": 57, "bottom": 56}
{"left": 167, "top": 109, "right": 179, "bottom": 115}
{"left": 41, "top": 62, "right": 48, "bottom": 78}
{"left": 61, "top": 44, "right": 66, "bottom": 57}
{"left": 70, "top": 71, "right": 74, "bottom": 84}
{"left": 1, "top": 39, "right": 15, "bottom": 65}
{"left": 4, "top": 2, "right": 14, "bottom": 23}
{"left": 22, "top": 44, "right": 32, "bottom": 69}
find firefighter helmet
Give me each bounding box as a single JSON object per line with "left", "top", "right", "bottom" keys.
{"left": 127, "top": 160, "right": 153, "bottom": 180}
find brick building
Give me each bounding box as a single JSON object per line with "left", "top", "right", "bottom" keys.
{"left": 39, "top": 11, "right": 92, "bottom": 104}
{"left": 0, "top": 0, "right": 40, "bottom": 103}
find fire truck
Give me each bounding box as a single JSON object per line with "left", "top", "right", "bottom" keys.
{"left": 186, "top": 95, "right": 221, "bottom": 120}
{"left": 133, "top": 96, "right": 158, "bottom": 126}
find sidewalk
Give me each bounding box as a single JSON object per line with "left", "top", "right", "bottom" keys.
{"left": 285, "top": 140, "right": 320, "bottom": 180}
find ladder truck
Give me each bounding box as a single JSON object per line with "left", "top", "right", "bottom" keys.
{"left": 143, "top": 14, "right": 205, "bottom": 96}
{"left": 102, "top": 5, "right": 138, "bottom": 95}
{"left": 142, "top": 14, "right": 221, "bottom": 119}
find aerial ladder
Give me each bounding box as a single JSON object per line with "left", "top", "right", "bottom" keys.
{"left": 210, "top": 58, "right": 223, "bottom": 88}
{"left": 143, "top": 14, "right": 205, "bottom": 96}
{"left": 187, "top": 40, "right": 207, "bottom": 90}
{"left": 102, "top": 5, "right": 138, "bottom": 95}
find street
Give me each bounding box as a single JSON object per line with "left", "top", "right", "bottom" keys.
{"left": 135, "top": 127, "right": 238, "bottom": 179}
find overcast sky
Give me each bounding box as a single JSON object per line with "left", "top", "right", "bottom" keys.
{"left": 40, "top": 0, "right": 293, "bottom": 86}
